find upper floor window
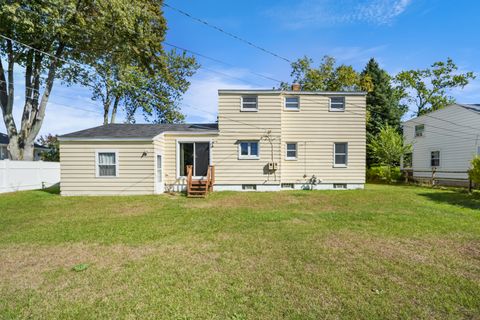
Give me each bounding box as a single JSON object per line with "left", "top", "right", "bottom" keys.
{"left": 285, "top": 143, "right": 297, "bottom": 160}
{"left": 431, "top": 151, "right": 440, "bottom": 167}
{"left": 96, "top": 151, "right": 118, "bottom": 177}
{"left": 285, "top": 97, "right": 300, "bottom": 110}
{"left": 415, "top": 124, "right": 425, "bottom": 137}
{"left": 241, "top": 96, "right": 258, "bottom": 112}
{"left": 329, "top": 97, "right": 345, "bottom": 111}
{"left": 238, "top": 141, "right": 259, "bottom": 159}
{"left": 334, "top": 142, "right": 348, "bottom": 167}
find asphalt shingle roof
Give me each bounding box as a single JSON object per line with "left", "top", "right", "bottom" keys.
{"left": 59, "top": 123, "right": 218, "bottom": 139}
{"left": 458, "top": 104, "right": 480, "bottom": 113}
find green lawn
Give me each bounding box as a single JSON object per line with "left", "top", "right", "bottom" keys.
{"left": 0, "top": 185, "right": 479, "bottom": 319}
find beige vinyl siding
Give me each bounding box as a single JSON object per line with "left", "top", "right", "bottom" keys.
{"left": 403, "top": 105, "right": 480, "bottom": 180}
{"left": 162, "top": 134, "right": 218, "bottom": 186}
{"left": 281, "top": 95, "right": 366, "bottom": 184}
{"left": 216, "top": 93, "right": 282, "bottom": 185}
{"left": 60, "top": 141, "right": 155, "bottom": 195}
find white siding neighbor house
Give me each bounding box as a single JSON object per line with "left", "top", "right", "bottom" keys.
{"left": 59, "top": 87, "right": 367, "bottom": 196}
{"left": 403, "top": 104, "right": 480, "bottom": 185}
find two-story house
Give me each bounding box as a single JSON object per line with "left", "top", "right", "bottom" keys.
{"left": 58, "top": 87, "right": 366, "bottom": 196}
{"left": 403, "top": 104, "right": 480, "bottom": 186}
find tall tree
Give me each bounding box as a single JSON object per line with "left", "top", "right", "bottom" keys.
{"left": 0, "top": 0, "right": 197, "bottom": 160}
{"left": 283, "top": 56, "right": 373, "bottom": 92}
{"left": 395, "top": 58, "right": 475, "bottom": 116}
{"left": 362, "top": 58, "right": 406, "bottom": 166}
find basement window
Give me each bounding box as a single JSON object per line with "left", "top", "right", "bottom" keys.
{"left": 281, "top": 183, "right": 294, "bottom": 189}
{"left": 242, "top": 184, "right": 257, "bottom": 190}
{"left": 333, "top": 184, "right": 347, "bottom": 189}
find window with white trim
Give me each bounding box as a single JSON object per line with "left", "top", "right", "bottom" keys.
{"left": 285, "top": 97, "right": 299, "bottom": 110}
{"left": 431, "top": 151, "right": 440, "bottom": 167}
{"left": 415, "top": 124, "right": 425, "bottom": 137}
{"left": 329, "top": 97, "right": 345, "bottom": 111}
{"left": 97, "top": 152, "right": 117, "bottom": 177}
{"left": 334, "top": 143, "right": 348, "bottom": 166}
{"left": 241, "top": 96, "right": 258, "bottom": 111}
{"left": 238, "top": 141, "right": 259, "bottom": 159}
{"left": 285, "top": 143, "right": 297, "bottom": 160}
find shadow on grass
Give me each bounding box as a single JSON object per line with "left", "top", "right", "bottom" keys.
{"left": 419, "top": 190, "right": 480, "bottom": 211}
{"left": 40, "top": 183, "right": 60, "bottom": 195}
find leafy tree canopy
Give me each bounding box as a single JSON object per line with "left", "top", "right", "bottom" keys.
{"left": 368, "top": 124, "right": 412, "bottom": 168}
{"left": 37, "top": 133, "right": 59, "bottom": 161}
{"left": 395, "top": 58, "right": 475, "bottom": 116}
{"left": 282, "top": 56, "right": 373, "bottom": 92}
{"left": 0, "top": 0, "right": 197, "bottom": 160}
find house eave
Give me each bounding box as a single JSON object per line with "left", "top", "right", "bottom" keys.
{"left": 218, "top": 89, "right": 367, "bottom": 96}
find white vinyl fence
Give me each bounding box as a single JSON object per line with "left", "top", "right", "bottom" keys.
{"left": 0, "top": 160, "right": 60, "bottom": 193}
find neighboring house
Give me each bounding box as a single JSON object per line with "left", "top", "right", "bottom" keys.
{"left": 403, "top": 104, "right": 480, "bottom": 186}
{"left": 58, "top": 87, "right": 366, "bottom": 196}
{"left": 0, "top": 133, "right": 49, "bottom": 160}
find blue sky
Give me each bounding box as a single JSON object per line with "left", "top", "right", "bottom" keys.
{"left": 2, "top": 0, "right": 479, "bottom": 136}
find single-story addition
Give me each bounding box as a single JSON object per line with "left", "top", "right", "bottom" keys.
{"left": 402, "top": 104, "right": 480, "bottom": 186}
{"left": 0, "top": 132, "right": 49, "bottom": 160}
{"left": 59, "top": 88, "right": 367, "bottom": 196}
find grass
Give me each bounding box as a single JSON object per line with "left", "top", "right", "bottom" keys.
{"left": 0, "top": 184, "right": 479, "bottom": 319}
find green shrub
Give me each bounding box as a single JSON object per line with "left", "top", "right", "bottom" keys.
{"left": 367, "top": 166, "right": 402, "bottom": 183}
{"left": 468, "top": 156, "right": 480, "bottom": 185}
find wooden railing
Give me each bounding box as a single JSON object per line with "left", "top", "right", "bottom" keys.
{"left": 186, "top": 165, "right": 193, "bottom": 194}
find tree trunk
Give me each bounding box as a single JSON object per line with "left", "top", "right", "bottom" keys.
{"left": 110, "top": 95, "right": 120, "bottom": 123}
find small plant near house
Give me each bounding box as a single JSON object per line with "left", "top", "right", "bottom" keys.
{"left": 368, "top": 124, "right": 411, "bottom": 183}
{"left": 468, "top": 156, "right": 480, "bottom": 188}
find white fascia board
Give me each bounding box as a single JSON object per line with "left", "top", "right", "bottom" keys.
{"left": 218, "top": 89, "right": 366, "bottom": 96}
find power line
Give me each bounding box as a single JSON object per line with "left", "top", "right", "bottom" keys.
{"left": 164, "top": 42, "right": 283, "bottom": 84}
{"left": 162, "top": 2, "right": 292, "bottom": 64}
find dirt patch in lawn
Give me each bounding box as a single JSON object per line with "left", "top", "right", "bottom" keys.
{"left": 0, "top": 243, "right": 219, "bottom": 290}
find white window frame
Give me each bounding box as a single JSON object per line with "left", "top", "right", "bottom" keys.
{"left": 284, "top": 96, "right": 300, "bottom": 111}
{"left": 285, "top": 142, "right": 297, "bottom": 160}
{"left": 240, "top": 96, "right": 258, "bottom": 112}
{"left": 333, "top": 142, "right": 348, "bottom": 167}
{"left": 238, "top": 141, "right": 260, "bottom": 160}
{"left": 175, "top": 138, "right": 213, "bottom": 179}
{"left": 329, "top": 97, "right": 345, "bottom": 112}
{"left": 430, "top": 150, "right": 440, "bottom": 168}
{"left": 95, "top": 150, "right": 119, "bottom": 178}
{"left": 415, "top": 124, "right": 425, "bottom": 137}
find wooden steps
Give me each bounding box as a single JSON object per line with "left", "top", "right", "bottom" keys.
{"left": 186, "top": 165, "right": 215, "bottom": 198}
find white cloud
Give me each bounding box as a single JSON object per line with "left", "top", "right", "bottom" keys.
{"left": 267, "top": 0, "right": 413, "bottom": 29}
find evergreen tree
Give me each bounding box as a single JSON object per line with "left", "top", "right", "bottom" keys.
{"left": 362, "top": 58, "right": 406, "bottom": 166}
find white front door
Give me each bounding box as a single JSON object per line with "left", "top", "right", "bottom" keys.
{"left": 156, "top": 154, "right": 164, "bottom": 193}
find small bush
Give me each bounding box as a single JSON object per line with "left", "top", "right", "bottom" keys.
{"left": 468, "top": 156, "right": 480, "bottom": 185}
{"left": 367, "top": 166, "right": 402, "bottom": 183}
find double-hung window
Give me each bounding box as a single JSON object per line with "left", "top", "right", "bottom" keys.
{"left": 241, "top": 96, "right": 258, "bottom": 111}
{"left": 285, "top": 143, "right": 297, "bottom": 160}
{"left": 334, "top": 143, "right": 348, "bottom": 167}
{"left": 239, "top": 141, "right": 259, "bottom": 159}
{"left": 415, "top": 124, "right": 425, "bottom": 137}
{"left": 285, "top": 97, "right": 300, "bottom": 110}
{"left": 431, "top": 151, "right": 440, "bottom": 167}
{"left": 96, "top": 151, "right": 118, "bottom": 177}
{"left": 329, "top": 97, "right": 345, "bottom": 111}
